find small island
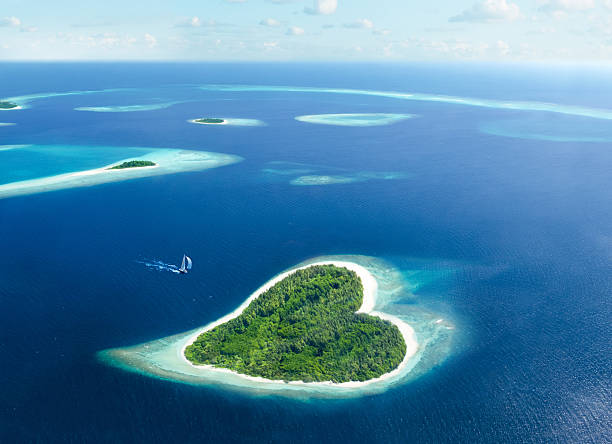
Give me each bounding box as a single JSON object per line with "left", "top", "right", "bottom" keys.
{"left": 0, "top": 101, "right": 19, "bottom": 110}
{"left": 184, "top": 264, "right": 407, "bottom": 383}
{"left": 195, "top": 118, "right": 226, "bottom": 124}
{"left": 108, "top": 160, "right": 156, "bottom": 170}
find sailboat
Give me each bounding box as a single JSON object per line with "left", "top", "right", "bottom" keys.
{"left": 178, "top": 254, "right": 192, "bottom": 274}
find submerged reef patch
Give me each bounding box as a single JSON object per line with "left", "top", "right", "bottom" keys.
{"left": 480, "top": 115, "right": 612, "bottom": 143}
{"left": 200, "top": 84, "right": 612, "bottom": 121}
{"left": 291, "top": 172, "right": 407, "bottom": 186}
{"left": 75, "top": 101, "right": 183, "bottom": 112}
{"left": 296, "top": 113, "right": 416, "bottom": 127}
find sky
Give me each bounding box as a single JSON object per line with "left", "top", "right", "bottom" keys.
{"left": 1, "top": 0, "right": 612, "bottom": 61}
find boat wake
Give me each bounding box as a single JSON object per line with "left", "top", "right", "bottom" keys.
{"left": 137, "top": 259, "right": 181, "bottom": 274}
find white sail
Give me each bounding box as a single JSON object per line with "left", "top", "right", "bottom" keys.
{"left": 186, "top": 256, "right": 192, "bottom": 270}
{"left": 180, "top": 255, "right": 186, "bottom": 272}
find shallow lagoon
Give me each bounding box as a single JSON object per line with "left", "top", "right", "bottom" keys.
{"left": 0, "top": 145, "right": 151, "bottom": 185}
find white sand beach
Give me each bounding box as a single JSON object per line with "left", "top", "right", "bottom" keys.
{"left": 0, "top": 148, "right": 242, "bottom": 199}
{"left": 180, "top": 261, "right": 418, "bottom": 388}
{"left": 189, "top": 118, "right": 265, "bottom": 127}
{"left": 100, "top": 257, "right": 420, "bottom": 397}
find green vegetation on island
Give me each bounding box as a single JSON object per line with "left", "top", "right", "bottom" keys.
{"left": 108, "top": 160, "right": 156, "bottom": 170}
{"left": 185, "top": 265, "right": 406, "bottom": 383}
{"left": 195, "top": 118, "right": 225, "bottom": 124}
{"left": 0, "top": 101, "right": 19, "bottom": 110}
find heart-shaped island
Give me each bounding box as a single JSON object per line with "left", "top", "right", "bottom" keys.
{"left": 100, "top": 258, "right": 421, "bottom": 397}
{"left": 184, "top": 264, "right": 406, "bottom": 383}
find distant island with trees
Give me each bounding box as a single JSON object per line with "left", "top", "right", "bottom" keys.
{"left": 184, "top": 264, "right": 407, "bottom": 383}
{"left": 194, "top": 118, "right": 226, "bottom": 124}
{"left": 0, "top": 101, "right": 19, "bottom": 110}
{"left": 108, "top": 160, "right": 156, "bottom": 170}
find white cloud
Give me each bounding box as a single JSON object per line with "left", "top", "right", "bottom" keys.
{"left": 286, "top": 26, "right": 305, "bottom": 35}
{"left": 260, "top": 18, "right": 281, "bottom": 27}
{"left": 496, "top": 39, "right": 510, "bottom": 55}
{"left": 175, "top": 17, "right": 202, "bottom": 28}
{"left": 0, "top": 16, "right": 21, "bottom": 27}
{"left": 20, "top": 26, "right": 38, "bottom": 33}
{"left": 304, "top": 0, "right": 338, "bottom": 15}
{"left": 449, "top": 0, "right": 520, "bottom": 23}
{"left": 144, "top": 33, "right": 157, "bottom": 48}
{"left": 538, "top": 0, "right": 595, "bottom": 13}
{"left": 175, "top": 17, "right": 220, "bottom": 28}
{"left": 343, "top": 19, "right": 374, "bottom": 29}
{"left": 373, "top": 29, "right": 392, "bottom": 36}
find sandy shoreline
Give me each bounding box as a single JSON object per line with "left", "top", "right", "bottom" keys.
{"left": 0, "top": 148, "right": 242, "bottom": 199}
{"left": 179, "top": 261, "right": 418, "bottom": 388}
{"left": 189, "top": 119, "right": 229, "bottom": 125}
{"left": 189, "top": 118, "right": 265, "bottom": 127}
{"left": 99, "top": 255, "right": 428, "bottom": 397}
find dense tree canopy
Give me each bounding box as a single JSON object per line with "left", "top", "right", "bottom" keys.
{"left": 108, "top": 160, "right": 156, "bottom": 169}
{"left": 185, "top": 265, "right": 406, "bottom": 383}
{"left": 195, "top": 118, "right": 225, "bottom": 124}
{"left": 0, "top": 101, "right": 18, "bottom": 109}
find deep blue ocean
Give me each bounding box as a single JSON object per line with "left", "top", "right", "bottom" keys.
{"left": 1, "top": 63, "right": 610, "bottom": 443}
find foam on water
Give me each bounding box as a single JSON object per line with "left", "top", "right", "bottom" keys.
{"left": 200, "top": 84, "right": 612, "bottom": 120}
{"left": 99, "top": 255, "right": 454, "bottom": 399}
{"left": 296, "top": 113, "right": 416, "bottom": 127}
{"left": 137, "top": 259, "right": 181, "bottom": 274}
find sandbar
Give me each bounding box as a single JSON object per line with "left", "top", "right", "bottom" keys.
{"left": 0, "top": 148, "right": 242, "bottom": 199}
{"left": 189, "top": 118, "right": 265, "bottom": 127}
{"left": 100, "top": 257, "right": 420, "bottom": 397}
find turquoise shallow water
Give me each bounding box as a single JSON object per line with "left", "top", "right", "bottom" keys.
{"left": 0, "top": 145, "right": 151, "bottom": 185}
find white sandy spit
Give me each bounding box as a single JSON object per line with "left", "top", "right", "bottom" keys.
{"left": 100, "top": 259, "right": 420, "bottom": 396}
{"left": 189, "top": 118, "right": 265, "bottom": 127}
{"left": 0, "top": 148, "right": 242, "bottom": 199}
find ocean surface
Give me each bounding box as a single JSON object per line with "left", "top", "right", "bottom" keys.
{"left": 1, "top": 62, "right": 610, "bottom": 443}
